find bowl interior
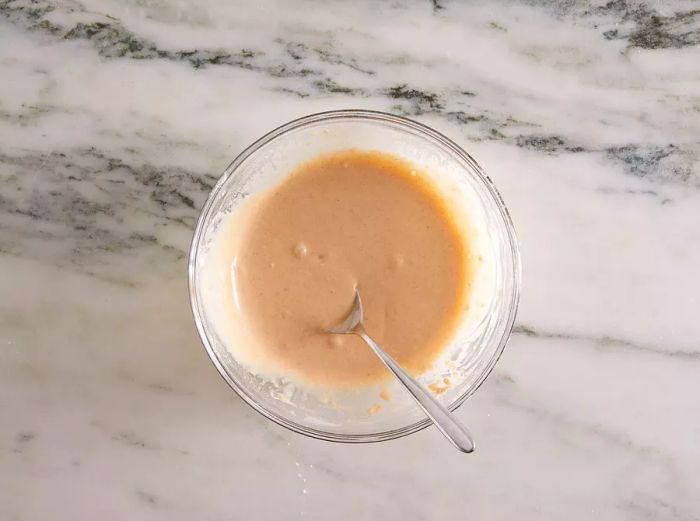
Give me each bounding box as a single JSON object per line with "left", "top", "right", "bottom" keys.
{"left": 189, "top": 111, "right": 520, "bottom": 442}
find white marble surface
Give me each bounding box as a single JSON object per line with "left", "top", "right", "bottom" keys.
{"left": 1, "top": 0, "right": 699, "bottom": 519}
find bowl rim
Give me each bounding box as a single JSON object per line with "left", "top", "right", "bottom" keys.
{"left": 188, "top": 109, "right": 522, "bottom": 444}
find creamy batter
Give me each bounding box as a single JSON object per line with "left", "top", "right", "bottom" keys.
{"left": 207, "top": 150, "right": 474, "bottom": 387}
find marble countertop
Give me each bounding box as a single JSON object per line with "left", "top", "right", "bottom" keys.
{"left": 2, "top": 0, "right": 699, "bottom": 519}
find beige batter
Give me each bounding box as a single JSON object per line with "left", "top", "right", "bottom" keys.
{"left": 209, "top": 150, "right": 474, "bottom": 387}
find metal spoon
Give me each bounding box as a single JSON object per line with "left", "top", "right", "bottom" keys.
{"left": 328, "top": 289, "right": 475, "bottom": 453}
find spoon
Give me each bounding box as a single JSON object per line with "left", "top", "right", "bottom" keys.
{"left": 328, "top": 289, "right": 475, "bottom": 453}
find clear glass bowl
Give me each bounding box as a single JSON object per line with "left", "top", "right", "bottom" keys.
{"left": 189, "top": 110, "right": 521, "bottom": 443}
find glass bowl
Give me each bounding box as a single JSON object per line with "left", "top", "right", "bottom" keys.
{"left": 189, "top": 110, "right": 521, "bottom": 443}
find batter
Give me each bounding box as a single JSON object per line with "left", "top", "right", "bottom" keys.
{"left": 207, "top": 150, "right": 474, "bottom": 387}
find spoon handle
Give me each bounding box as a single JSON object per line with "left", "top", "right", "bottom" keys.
{"left": 357, "top": 330, "right": 475, "bottom": 453}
